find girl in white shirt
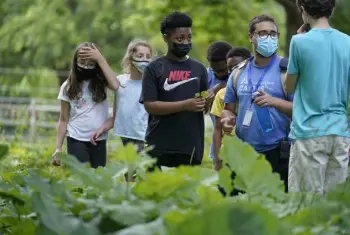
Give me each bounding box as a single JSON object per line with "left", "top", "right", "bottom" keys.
{"left": 52, "top": 42, "right": 120, "bottom": 168}
{"left": 91, "top": 39, "right": 152, "bottom": 152}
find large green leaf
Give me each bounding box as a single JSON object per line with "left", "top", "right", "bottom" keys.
{"left": 219, "top": 137, "right": 285, "bottom": 199}
{"left": 31, "top": 192, "right": 99, "bottom": 235}
{"left": 167, "top": 201, "right": 287, "bottom": 235}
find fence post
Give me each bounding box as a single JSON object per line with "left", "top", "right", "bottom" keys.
{"left": 29, "top": 99, "right": 36, "bottom": 142}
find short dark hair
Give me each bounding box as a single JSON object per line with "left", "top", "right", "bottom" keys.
{"left": 160, "top": 11, "right": 192, "bottom": 35}
{"left": 296, "top": 0, "right": 335, "bottom": 19}
{"left": 249, "top": 14, "right": 278, "bottom": 34}
{"left": 226, "top": 47, "right": 251, "bottom": 60}
{"left": 207, "top": 41, "right": 233, "bottom": 62}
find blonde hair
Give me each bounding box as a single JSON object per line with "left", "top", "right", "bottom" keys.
{"left": 121, "top": 39, "right": 152, "bottom": 74}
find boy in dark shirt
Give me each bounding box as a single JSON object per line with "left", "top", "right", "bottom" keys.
{"left": 140, "top": 11, "right": 209, "bottom": 167}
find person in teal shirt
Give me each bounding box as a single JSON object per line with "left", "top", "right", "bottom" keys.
{"left": 285, "top": 0, "right": 350, "bottom": 194}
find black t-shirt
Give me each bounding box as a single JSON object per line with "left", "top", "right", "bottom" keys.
{"left": 140, "top": 56, "right": 208, "bottom": 162}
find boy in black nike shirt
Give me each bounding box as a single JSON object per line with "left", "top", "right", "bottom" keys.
{"left": 140, "top": 11, "right": 209, "bottom": 167}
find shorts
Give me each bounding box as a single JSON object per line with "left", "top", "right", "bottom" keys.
{"left": 289, "top": 135, "right": 350, "bottom": 194}
{"left": 67, "top": 136, "right": 107, "bottom": 168}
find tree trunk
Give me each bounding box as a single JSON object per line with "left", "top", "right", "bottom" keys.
{"left": 276, "top": 0, "right": 303, "bottom": 57}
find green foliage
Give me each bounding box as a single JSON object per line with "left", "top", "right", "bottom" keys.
{"left": 0, "top": 0, "right": 129, "bottom": 70}
{"left": 331, "top": 0, "right": 350, "bottom": 35}
{"left": 0, "top": 0, "right": 288, "bottom": 98}
{"left": 0, "top": 143, "right": 9, "bottom": 160}
{"left": 0, "top": 0, "right": 131, "bottom": 94}
{"left": 1, "top": 0, "right": 350, "bottom": 98}
{"left": 123, "top": 0, "right": 287, "bottom": 62}
{"left": 1, "top": 136, "right": 350, "bottom": 234}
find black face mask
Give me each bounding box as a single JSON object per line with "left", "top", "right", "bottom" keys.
{"left": 171, "top": 43, "right": 192, "bottom": 58}
{"left": 215, "top": 74, "right": 229, "bottom": 81}
{"left": 76, "top": 67, "right": 96, "bottom": 80}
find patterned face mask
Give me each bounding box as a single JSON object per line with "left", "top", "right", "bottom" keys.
{"left": 132, "top": 60, "right": 150, "bottom": 74}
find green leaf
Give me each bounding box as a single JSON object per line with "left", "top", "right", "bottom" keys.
{"left": 0, "top": 143, "right": 9, "bottom": 160}
{"left": 57, "top": 153, "right": 111, "bottom": 191}
{"left": 99, "top": 200, "right": 157, "bottom": 227}
{"left": 31, "top": 192, "right": 96, "bottom": 235}
{"left": 167, "top": 201, "right": 287, "bottom": 235}
{"left": 116, "top": 218, "right": 166, "bottom": 235}
{"left": 0, "top": 181, "right": 26, "bottom": 206}
{"left": 220, "top": 137, "right": 285, "bottom": 198}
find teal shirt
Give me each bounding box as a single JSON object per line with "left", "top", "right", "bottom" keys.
{"left": 287, "top": 28, "right": 350, "bottom": 139}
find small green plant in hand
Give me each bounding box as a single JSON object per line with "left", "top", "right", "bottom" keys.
{"left": 194, "top": 91, "right": 208, "bottom": 98}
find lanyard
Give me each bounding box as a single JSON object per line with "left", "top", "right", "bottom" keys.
{"left": 247, "top": 54, "right": 277, "bottom": 93}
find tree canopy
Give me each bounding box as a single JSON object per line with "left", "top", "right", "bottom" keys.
{"left": 0, "top": 0, "right": 349, "bottom": 97}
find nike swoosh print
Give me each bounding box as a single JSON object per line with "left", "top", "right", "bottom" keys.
{"left": 163, "top": 77, "right": 198, "bottom": 91}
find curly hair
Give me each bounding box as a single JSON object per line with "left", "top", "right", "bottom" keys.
{"left": 207, "top": 41, "right": 233, "bottom": 62}
{"left": 64, "top": 42, "right": 107, "bottom": 103}
{"left": 121, "top": 39, "right": 152, "bottom": 74}
{"left": 226, "top": 47, "right": 251, "bottom": 60}
{"left": 249, "top": 14, "right": 278, "bottom": 34}
{"left": 296, "top": 0, "right": 335, "bottom": 19}
{"left": 160, "top": 11, "right": 192, "bottom": 35}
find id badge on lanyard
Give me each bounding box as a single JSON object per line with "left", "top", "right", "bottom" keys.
{"left": 242, "top": 108, "right": 253, "bottom": 127}
{"left": 243, "top": 56, "right": 276, "bottom": 128}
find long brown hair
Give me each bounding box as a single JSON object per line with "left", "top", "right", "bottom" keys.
{"left": 121, "top": 39, "right": 152, "bottom": 74}
{"left": 64, "top": 42, "right": 107, "bottom": 103}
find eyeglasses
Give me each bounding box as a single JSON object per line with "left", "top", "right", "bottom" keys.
{"left": 254, "top": 30, "right": 279, "bottom": 39}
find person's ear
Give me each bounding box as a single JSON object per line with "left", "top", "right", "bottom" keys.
{"left": 248, "top": 33, "right": 254, "bottom": 43}
{"left": 163, "top": 34, "right": 168, "bottom": 43}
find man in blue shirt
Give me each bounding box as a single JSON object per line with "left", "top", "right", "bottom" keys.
{"left": 206, "top": 41, "right": 233, "bottom": 161}
{"left": 285, "top": 0, "right": 350, "bottom": 194}
{"left": 221, "top": 14, "right": 293, "bottom": 191}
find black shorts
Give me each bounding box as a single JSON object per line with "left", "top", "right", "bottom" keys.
{"left": 120, "top": 137, "right": 144, "bottom": 153}
{"left": 149, "top": 152, "right": 201, "bottom": 168}
{"left": 67, "top": 136, "right": 106, "bottom": 168}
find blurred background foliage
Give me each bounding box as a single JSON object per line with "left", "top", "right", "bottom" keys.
{"left": 0, "top": 0, "right": 349, "bottom": 97}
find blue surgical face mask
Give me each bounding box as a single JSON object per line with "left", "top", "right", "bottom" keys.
{"left": 132, "top": 60, "right": 149, "bottom": 74}
{"left": 256, "top": 36, "right": 278, "bottom": 58}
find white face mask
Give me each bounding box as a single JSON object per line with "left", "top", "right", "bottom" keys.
{"left": 132, "top": 60, "right": 150, "bottom": 74}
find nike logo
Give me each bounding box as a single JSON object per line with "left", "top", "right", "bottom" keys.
{"left": 163, "top": 77, "right": 198, "bottom": 91}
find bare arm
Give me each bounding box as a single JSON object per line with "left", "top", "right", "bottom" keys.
{"left": 98, "top": 58, "right": 120, "bottom": 91}
{"left": 213, "top": 116, "right": 223, "bottom": 160}
{"left": 55, "top": 101, "right": 70, "bottom": 152}
{"left": 99, "top": 94, "right": 117, "bottom": 133}
{"left": 221, "top": 103, "right": 237, "bottom": 135}
{"left": 285, "top": 73, "right": 298, "bottom": 95}
{"left": 79, "top": 45, "right": 120, "bottom": 91}
{"left": 144, "top": 100, "right": 188, "bottom": 116}
{"left": 212, "top": 82, "right": 227, "bottom": 94}
{"left": 272, "top": 98, "right": 293, "bottom": 117}
{"left": 254, "top": 90, "right": 293, "bottom": 117}
{"left": 222, "top": 103, "right": 236, "bottom": 118}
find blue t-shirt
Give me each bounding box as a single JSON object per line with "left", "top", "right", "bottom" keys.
{"left": 224, "top": 56, "right": 293, "bottom": 153}
{"left": 208, "top": 67, "right": 227, "bottom": 158}
{"left": 287, "top": 28, "right": 350, "bottom": 139}
{"left": 207, "top": 68, "right": 226, "bottom": 122}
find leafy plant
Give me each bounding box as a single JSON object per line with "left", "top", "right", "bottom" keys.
{"left": 1, "top": 136, "right": 350, "bottom": 235}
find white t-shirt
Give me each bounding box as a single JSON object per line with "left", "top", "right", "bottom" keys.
{"left": 114, "top": 74, "right": 148, "bottom": 141}
{"left": 58, "top": 81, "right": 109, "bottom": 141}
